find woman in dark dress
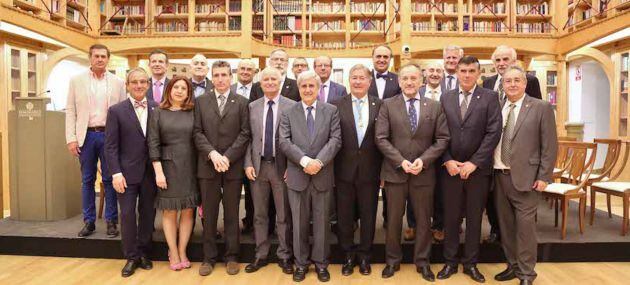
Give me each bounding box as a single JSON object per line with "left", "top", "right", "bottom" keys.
{"left": 148, "top": 76, "right": 198, "bottom": 271}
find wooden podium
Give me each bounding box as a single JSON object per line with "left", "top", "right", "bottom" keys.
{"left": 8, "top": 97, "right": 81, "bottom": 221}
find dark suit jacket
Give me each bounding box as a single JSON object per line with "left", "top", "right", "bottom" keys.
{"left": 440, "top": 87, "right": 502, "bottom": 174}
{"left": 251, "top": 77, "right": 300, "bottom": 102}
{"left": 332, "top": 94, "right": 383, "bottom": 183}
{"left": 146, "top": 77, "right": 170, "bottom": 103}
{"left": 325, "top": 81, "right": 348, "bottom": 103}
{"left": 375, "top": 94, "right": 450, "bottom": 186}
{"left": 368, "top": 70, "right": 401, "bottom": 100}
{"left": 279, "top": 101, "right": 342, "bottom": 191}
{"left": 193, "top": 90, "right": 251, "bottom": 180}
{"left": 104, "top": 99, "right": 159, "bottom": 184}
{"left": 506, "top": 95, "right": 558, "bottom": 191}
{"left": 483, "top": 74, "right": 542, "bottom": 100}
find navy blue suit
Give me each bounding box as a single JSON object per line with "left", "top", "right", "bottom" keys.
{"left": 105, "top": 98, "right": 158, "bottom": 261}
{"left": 325, "top": 81, "right": 348, "bottom": 103}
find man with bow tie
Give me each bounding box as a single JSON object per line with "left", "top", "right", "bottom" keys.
{"left": 190, "top": 53, "right": 215, "bottom": 98}
{"left": 104, "top": 67, "right": 158, "bottom": 277}
{"left": 368, "top": 44, "right": 402, "bottom": 230}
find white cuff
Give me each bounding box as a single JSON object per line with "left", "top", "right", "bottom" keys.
{"left": 112, "top": 173, "right": 123, "bottom": 178}
{"left": 300, "top": 156, "right": 312, "bottom": 168}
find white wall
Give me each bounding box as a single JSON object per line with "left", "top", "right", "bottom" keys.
{"left": 46, "top": 59, "right": 88, "bottom": 111}
{"left": 568, "top": 59, "right": 610, "bottom": 165}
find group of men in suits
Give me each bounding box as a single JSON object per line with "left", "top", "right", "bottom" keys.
{"left": 66, "top": 42, "right": 556, "bottom": 285}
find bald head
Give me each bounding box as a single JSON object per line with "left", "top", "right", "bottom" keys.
{"left": 237, "top": 59, "right": 256, "bottom": 85}
{"left": 190, "top": 54, "right": 209, "bottom": 82}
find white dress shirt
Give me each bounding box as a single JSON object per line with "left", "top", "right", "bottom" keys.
{"left": 192, "top": 78, "right": 207, "bottom": 98}
{"left": 237, "top": 81, "right": 253, "bottom": 100}
{"left": 88, "top": 71, "right": 108, "bottom": 127}
{"left": 493, "top": 94, "right": 526, "bottom": 169}
{"left": 130, "top": 97, "right": 149, "bottom": 136}
{"left": 262, "top": 95, "right": 280, "bottom": 156}
{"left": 493, "top": 74, "right": 503, "bottom": 92}
{"left": 374, "top": 70, "right": 388, "bottom": 99}
{"left": 425, "top": 85, "right": 442, "bottom": 101}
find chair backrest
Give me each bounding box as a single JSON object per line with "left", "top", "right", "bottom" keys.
{"left": 563, "top": 142, "right": 597, "bottom": 188}
{"left": 558, "top": 136, "right": 577, "bottom": 141}
{"left": 555, "top": 141, "right": 573, "bottom": 169}
{"left": 608, "top": 140, "right": 630, "bottom": 181}
{"left": 592, "top": 138, "right": 622, "bottom": 179}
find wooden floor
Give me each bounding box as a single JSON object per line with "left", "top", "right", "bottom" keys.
{"left": 0, "top": 255, "right": 628, "bottom": 285}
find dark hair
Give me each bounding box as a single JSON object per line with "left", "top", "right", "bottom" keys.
{"left": 149, "top": 49, "right": 169, "bottom": 62}
{"left": 89, "top": 44, "right": 110, "bottom": 58}
{"left": 160, "top": 76, "right": 194, "bottom": 111}
{"left": 457, "top": 55, "right": 480, "bottom": 70}
{"left": 211, "top": 60, "right": 232, "bottom": 75}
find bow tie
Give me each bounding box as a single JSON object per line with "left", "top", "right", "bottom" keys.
{"left": 376, "top": 73, "right": 388, "bottom": 79}
{"left": 134, "top": 100, "right": 147, "bottom": 108}
{"left": 192, "top": 81, "right": 206, "bottom": 89}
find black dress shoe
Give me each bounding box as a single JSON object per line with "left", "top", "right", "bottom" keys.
{"left": 78, "top": 222, "right": 95, "bottom": 238}
{"left": 241, "top": 224, "right": 253, "bottom": 234}
{"left": 520, "top": 279, "right": 533, "bottom": 285}
{"left": 494, "top": 265, "right": 517, "bottom": 281}
{"left": 278, "top": 259, "right": 294, "bottom": 274}
{"left": 359, "top": 259, "right": 371, "bottom": 275}
{"left": 245, "top": 259, "right": 268, "bottom": 273}
{"left": 293, "top": 266, "right": 308, "bottom": 282}
{"left": 341, "top": 258, "right": 355, "bottom": 276}
{"left": 417, "top": 265, "right": 435, "bottom": 282}
{"left": 464, "top": 265, "right": 486, "bottom": 283}
{"left": 484, "top": 232, "right": 500, "bottom": 244}
{"left": 381, "top": 264, "right": 400, "bottom": 278}
{"left": 138, "top": 257, "right": 153, "bottom": 270}
{"left": 121, "top": 259, "right": 138, "bottom": 277}
{"left": 106, "top": 222, "right": 119, "bottom": 238}
{"left": 316, "top": 267, "right": 331, "bottom": 282}
{"left": 437, "top": 264, "right": 458, "bottom": 280}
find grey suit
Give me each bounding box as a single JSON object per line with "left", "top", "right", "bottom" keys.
{"left": 494, "top": 95, "right": 557, "bottom": 282}
{"left": 244, "top": 96, "right": 296, "bottom": 260}
{"left": 279, "top": 101, "right": 341, "bottom": 269}
{"left": 375, "top": 94, "right": 450, "bottom": 267}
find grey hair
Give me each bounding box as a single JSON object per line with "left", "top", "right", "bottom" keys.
{"left": 270, "top": 48, "right": 288, "bottom": 58}
{"left": 504, "top": 66, "right": 528, "bottom": 80}
{"left": 296, "top": 70, "right": 321, "bottom": 87}
{"left": 259, "top": 66, "right": 281, "bottom": 80}
{"left": 314, "top": 55, "right": 333, "bottom": 65}
{"left": 443, "top": 45, "right": 464, "bottom": 57}
{"left": 126, "top": 67, "right": 148, "bottom": 82}
{"left": 399, "top": 63, "right": 422, "bottom": 75}
{"left": 492, "top": 45, "right": 517, "bottom": 61}
{"left": 237, "top": 59, "right": 256, "bottom": 69}
{"left": 349, "top": 64, "right": 372, "bottom": 78}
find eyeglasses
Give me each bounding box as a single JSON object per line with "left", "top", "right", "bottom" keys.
{"left": 129, "top": 80, "right": 148, "bottom": 85}
{"left": 314, "top": 64, "right": 331, "bottom": 68}
{"left": 270, "top": 57, "right": 287, "bottom": 62}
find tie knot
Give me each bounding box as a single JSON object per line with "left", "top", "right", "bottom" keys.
{"left": 134, "top": 100, "right": 147, "bottom": 108}
{"left": 509, "top": 103, "right": 516, "bottom": 108}
{"left": 267, "top": 100, "right": 275, "bottom": 106}
{"left": 376, "top": 73, "right": 387, "bottom": 79}
{"left": 307, "top": 106, "right": 314, "bottom": 112}
{"left": 408, "top": 98, "right": 417, "bottom": 104}
{"left": 154, "top": 81, "right": 162, "bottom": 87}
{"left": 218, "top": 94, "right": 225, "bottom": 100}
{"left": 193, "top": 81, "right": 205, "bottom": 89}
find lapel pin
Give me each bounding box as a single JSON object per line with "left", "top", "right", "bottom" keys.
{"left": 423, "top": 102, "right": 427, "bottom": 106}
{"left": 372, "top": 102, "right": 375, "bottom": 105}
{"left": 231, "top": 100, "right": 235, "bottom": 103}
{"left": 477, "top": 96, "right": 480, "bottom": 99}
{"left": 526, "top": 104, "right": 530, "bottom": 107}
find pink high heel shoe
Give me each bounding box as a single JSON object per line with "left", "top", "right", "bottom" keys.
{"left": 168, "top": 251, "right": 183, "bottom": 271}
{"left": 179, "top": 259, "right": 191, "bottom": 269}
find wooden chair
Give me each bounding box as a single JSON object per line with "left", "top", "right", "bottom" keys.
{"left": 553, "top": 141, "right": 575, "bottom": 180}
{"left": 543, "top": 142, "right": 597, "bottom": 239}
{"left": 558, "top": 136, "right": 577, "bottom": 141}
{"left": 590, "top": 140, "right": 630, "bottom": 235}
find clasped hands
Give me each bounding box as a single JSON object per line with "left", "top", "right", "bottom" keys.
{"left": 444, "top": 160, "right": 477, "bottom": 180}
{"left": 209, "top": 151, "right": 230, "bottom": 172}
{"left": 304, "top": 159, "right": 322, "bottom": 175}
{"left": 401, "top": 158, "right": 423, "bottom": 175}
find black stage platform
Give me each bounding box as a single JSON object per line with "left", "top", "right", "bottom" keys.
{"left": 1, "top": 198, "right": 629, "bottom": 263}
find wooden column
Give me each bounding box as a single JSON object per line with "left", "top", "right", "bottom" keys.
{"left": 556, "top": 56, "right": 568, "bottom": 136}
{"left": 399, "top": 0, "right": 412, "bottom": 66}
{"left": 127, "top": 55, "right": 139, "bottom": 68}
{"left": 240, "top": 0, "right": 253, "bottom": 58}
{"left": 87, "top": 0, "right": 101, "bottom": 37}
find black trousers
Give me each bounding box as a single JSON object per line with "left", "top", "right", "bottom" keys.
{"left": 442, "top": 171, "right": 490, "bottom": 266}
{"left": 336, "top": 179, "right": 379, "bottom": 261}
{"left": 487, "top": 178, "right": 501, "bottom": 236}
{"left": 199, "top": 176, "right": 242, "bottom": 263}
{"left": 117, "top": 173, "right": 157, "bottom": 261}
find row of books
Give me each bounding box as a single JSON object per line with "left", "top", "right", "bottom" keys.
{"left": 436, "top": 20, "right": 457, "bottom": 31}
{"left": 472, "top": 21, "right": 504, "bottom": 32}
{"left": 229, "top": 0, "right": 242, "bottom": 12}
{"left": 547, "top": 72, "right": 557, "bottom": 85}
{"left": 412, "top": 21, "right": 431, "bottom": 31}
{"left": 197, "top": 20, "right": 225, "bottom": 32}
{"left": 311, "top": 1, "right": 344, "bottom": 13}
{"left": 118, "top": 5, "right": 145, "bottom": 16}
{"left": 516, "top": 2, "right": 549, "bottom": 15}
{"left": 622, "top": 54, "right": 629, "bottom": 72}
{"left": 271, "top": 0, "right": 301, "bottom": 13}
{"left": 350, "top": 2, "right": 386, "bottom": 13}
{"left": 51, "top": 0, "right": 60, "bottom": 13}
{"left": 253, "top": 15, "right": 264, "bottom": 30}
{"left": 412, "top": 3, "right": 459, "bottom": 13}
{"left": 66, "top": 7, "right": 81, "bottom": 23}
{"left": 156, "top": 4, "right": 188, "bottom": 14}
{"left": 228, "top": 16, "right": 241, "bottom": 30}
{"left": 111, "top": 22, "right": 145, "bottom": 34}
{"left": 352, "top": 19, "right": 386, "bottom": 31}
{"left": 273, "top": 16, "right": 303, "bottom": 30}
{"left": 273, "top": 34, "right": 301, "bottom": 46}
{"left": 547, "top": 91, "right": 556, "bottom": 105}
{"left": 155, "top": 21, "right": 187, "bottom": 32}
{"left": 515, "top": 22, "right": 551, "bottom": 33}
{"left": 195, "top": 3, "right": 224, "bottom": 14}
{"left": 473, "top": 3, "right": 505, "bottom": 14}
{"left": 313, "top": 20, "right": 343, "bottom": 31}
{"left": 310, "top": 41, "right": 345, "bottom": 49}
{"left": 253, "top": 0, "right": 264, "bottom": 13}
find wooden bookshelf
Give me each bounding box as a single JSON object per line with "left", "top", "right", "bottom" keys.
{"left": 514, "top": 0, "right": 554, "bottom": 34}
{"left": 101, "top": 0, "right": 146, "bottom": 35}
{"left": 65, "top": 0, "right": 88, "bottom": 31}
{"left": 7, "top": 47, "right": 41, "bottom": 108}
{"left": 618, "top": 51, "right": 629, "bottom": 137}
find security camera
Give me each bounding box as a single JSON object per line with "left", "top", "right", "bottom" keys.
{"left": 403, "top": 45, "right": 410, "bottom": 55}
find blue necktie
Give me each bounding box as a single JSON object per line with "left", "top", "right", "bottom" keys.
{"left": 354, "top": 98, "right": 365, "bottom": 146}
{"left": 307, "top": 106, "right": 315, "bottom": 138}
{"left": 408, "top": 98, "right": 418, "bottom": 133}
{"left": 264, "top": 100, "right": 275, "bottom": 159}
